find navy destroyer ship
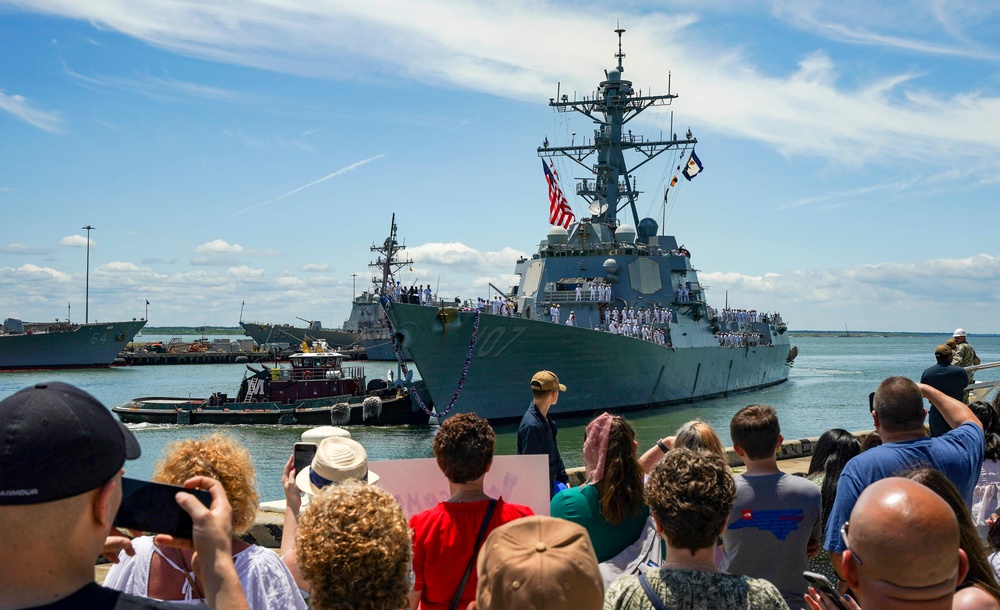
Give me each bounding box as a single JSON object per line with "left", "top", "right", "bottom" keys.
{"left": 0, "top": 318, "right": 146, "bottom": 370}
{"left": 383, "top": 29, "right": 795, "bottom": 421}
{"left": 241, "top": 219, "right": 418, "bottom": 360}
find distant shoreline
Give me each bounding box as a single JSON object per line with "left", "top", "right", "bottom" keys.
{"left": 143, "top": 326, "right": 998, "bottom": 338}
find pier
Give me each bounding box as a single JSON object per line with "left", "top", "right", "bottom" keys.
{"left": 115, "top": 351, "right": 275, "bottom": 366}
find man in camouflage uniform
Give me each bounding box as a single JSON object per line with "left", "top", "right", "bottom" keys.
{"left": 952, "top": 328, "right": 981, "bottom": 400}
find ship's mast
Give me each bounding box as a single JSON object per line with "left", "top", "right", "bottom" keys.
{"left": 370, "top": 213, "right": 413, "bottom": 294}
{"left": 538, "top": 28, "right": 697, "bottom": 227}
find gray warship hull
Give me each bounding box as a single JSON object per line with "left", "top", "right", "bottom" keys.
{"left": 0, "top": 320, "right": 146, "bottom": 370}
{"left": 387, "top": 303, "right": 790, "bottom": 422}
{"left": 240, "top": 321, "right": 358, "bottom": 350}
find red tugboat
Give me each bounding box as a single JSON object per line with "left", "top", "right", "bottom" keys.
{"left": 112, "top": 341, "right": 430, "bottom": 426}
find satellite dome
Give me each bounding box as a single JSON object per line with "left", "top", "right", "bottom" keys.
{"left": 637, "top": 218, "right": 658, "bottom": 240}
{"left": 615, "top": 223, "right": 636, "bottom": 244}
{"left": 547, "top": 226, "right": 569, "bottom": 246}
{"left": 603, "top": 258, "right": 618, "bottom": 274}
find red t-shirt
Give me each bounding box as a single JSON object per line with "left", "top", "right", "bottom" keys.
{"left": 409, "top": 497, "right": 534, "bottom": 610}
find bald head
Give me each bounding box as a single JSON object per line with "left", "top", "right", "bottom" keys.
{"left": 845, "top": 477, "right": 966, "bottom": 609}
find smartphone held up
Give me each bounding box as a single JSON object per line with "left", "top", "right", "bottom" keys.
{"left": 114, "top": 477, "right": 212, "bottom": 539}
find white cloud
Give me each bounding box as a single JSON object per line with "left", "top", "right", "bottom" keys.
{"left": 16, "top": 1, "right": 1000, "bottom": 171}
{"left": 229, "top": 265, "right": 265, "bottom": 278}
{"left": 60, "top": 235, "right": 93, "bottom": 247}
{"left": 408, "top": 242, "right": 527, "bottom": 274}
{"left": 0, "top": 91, "right": 64, "bottom": 133}
{"left": 300, "top": 263, "right": 331, "bottom": 272}
{"left": 1, "top": 243, "right": 54, "bottom": 255}
{"left": 195, "top": 239, "right": 246, "bottom": 255}
{"left": 0, "top": 263, "right": 72, "bottom": 282}
{"left": 701, "top": 253, "right": 1000, "bottom": 331}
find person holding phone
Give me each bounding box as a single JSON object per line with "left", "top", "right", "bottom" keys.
{"left": 104, "top": 433, "right": 305, "bottom": 610}
{"left": 0, "top": 381, "right": 249, "bottom": 610}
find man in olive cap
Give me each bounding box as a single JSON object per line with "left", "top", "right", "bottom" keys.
{"left": 517, "top": 371, "right": 569, "bottom": 497}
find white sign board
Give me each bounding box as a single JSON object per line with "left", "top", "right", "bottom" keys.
{"left": 371, "top": 453, "right": 551, "bottom": 518}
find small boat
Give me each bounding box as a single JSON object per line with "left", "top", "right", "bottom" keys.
{"left": 112, "top": 341, "right": 431, "bottom": 426}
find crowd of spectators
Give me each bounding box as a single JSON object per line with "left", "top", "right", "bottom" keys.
{"left": 4, "top": 366, "right": 1000, "bottom": 610}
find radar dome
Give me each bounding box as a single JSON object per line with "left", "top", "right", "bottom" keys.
{"left": 547, "top": 226, "right": 569, "bottom": 246}
{"left": 615, "top": 223, "right": 637, "bottom": 245}
{"left": 603, "top": 259, "right": 618, "bottom": 274}
{"left": 637, "top": 218, "right": 658, "bottom": 240}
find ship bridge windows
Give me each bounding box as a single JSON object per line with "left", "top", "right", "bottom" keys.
{"left": 627, "top": 258, "right": 663, "bottom": 295}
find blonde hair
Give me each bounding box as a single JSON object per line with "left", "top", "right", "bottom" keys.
{"left": 296, "top": 481, "right": 412, "bottom": 610}
{"left": 153, "top": 433, "right": 258, "bottom": 535}
{"left": 674, "top": 420, "right": 728, "bottom": 463}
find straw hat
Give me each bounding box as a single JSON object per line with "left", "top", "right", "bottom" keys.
{"left": 296, "top": 437, "right": 379, "bottom": 494}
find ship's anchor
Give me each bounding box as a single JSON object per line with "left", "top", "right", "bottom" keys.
{"left": 381, "top": 300, "right": 481, "bottom": 418}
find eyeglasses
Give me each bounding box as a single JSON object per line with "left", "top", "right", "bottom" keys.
{"left": 868, "top": 392, "right": 876, "bottom": 413}
{"left": 841, "top": 521, "right": 863, "bottom": 565}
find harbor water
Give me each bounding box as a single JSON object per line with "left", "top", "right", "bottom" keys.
{"left": 1, "top": 334, "right": 997, "bottom": 500}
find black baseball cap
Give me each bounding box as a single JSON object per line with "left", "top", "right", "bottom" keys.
{"left": 0, "top": 381, "right": 140, "bottom": 505}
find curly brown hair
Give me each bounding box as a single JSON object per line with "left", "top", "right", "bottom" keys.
{"left": 594, "top": 416, "right": 645, "bottom": 525}
{"left": 646, "top": 448, "right": 735, "bottom": 554}
{"left": 296, "top": 481, "right": 412, "bottom": 610}
{"left": 433, "top": 413, "right": 495, "bottom": 483}
{"left": 153, "top": 433, "right": 258, "bottom": 535}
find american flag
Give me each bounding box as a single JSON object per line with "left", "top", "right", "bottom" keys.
{"left": 542, "top": 160, "right": 575, "bottom": 229}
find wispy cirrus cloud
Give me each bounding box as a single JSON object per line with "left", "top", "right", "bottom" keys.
{"left": 10, "top": 0, "right": 1000, "bottom": 171}
{"left": 1, "top": 243, "right": 55, "bottom": 255}
{"left": 0, "top": 91, "right": 63, "bottom": 133}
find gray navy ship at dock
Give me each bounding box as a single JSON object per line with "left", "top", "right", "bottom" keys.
{"left": 240, "top": 222, "right": 419, "bottom": 360}
{"left": 384, "top": 29, "right": 795, "bottom": 421}
{"left": 0, "top": 318, "right": 146, "bottom": 370}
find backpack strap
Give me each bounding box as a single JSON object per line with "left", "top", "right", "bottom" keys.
{"left": 638, "top": 570, "right": 669, "bottom": 610}
{"left": 449, "top": 499, "right": 498, "bottom": 610}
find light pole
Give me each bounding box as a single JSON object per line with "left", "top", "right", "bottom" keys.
{"left": 82, "top": 225, "right": 94, "bottom": 324}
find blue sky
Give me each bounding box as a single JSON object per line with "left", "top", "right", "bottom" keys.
{"left": 2, "top": 1, "right": 999, "bottom": 333}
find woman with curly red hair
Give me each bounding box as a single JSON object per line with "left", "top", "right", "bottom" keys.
{"left": 408, "top": 413, "right": 534, "bottom": 610}
{"left": 104, "top": 433, "right": 305, "bottom": 609}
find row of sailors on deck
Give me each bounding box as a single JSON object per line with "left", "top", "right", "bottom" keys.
{"left": 605, "top": 320, "right": 672, "bottom": 345}
{"left": 609, "top": 305, "right": 675, "bottom": 327}
{"left": 573, "top": 283, "right": 613, "bottom": 302}
{"left": 716, "top": 330, "right": 767, "bottom": 347}
{"left": 478, "top": 296, "right": 516, "bottom": 316}
{"left": 707, "top": 306, "right": 785, "bottom": 327}
{"left": 716, "top": 307, "right": 766, "bottom": 325}
{"left": 387, "top": 281, "right": 435, "bottom": 305}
